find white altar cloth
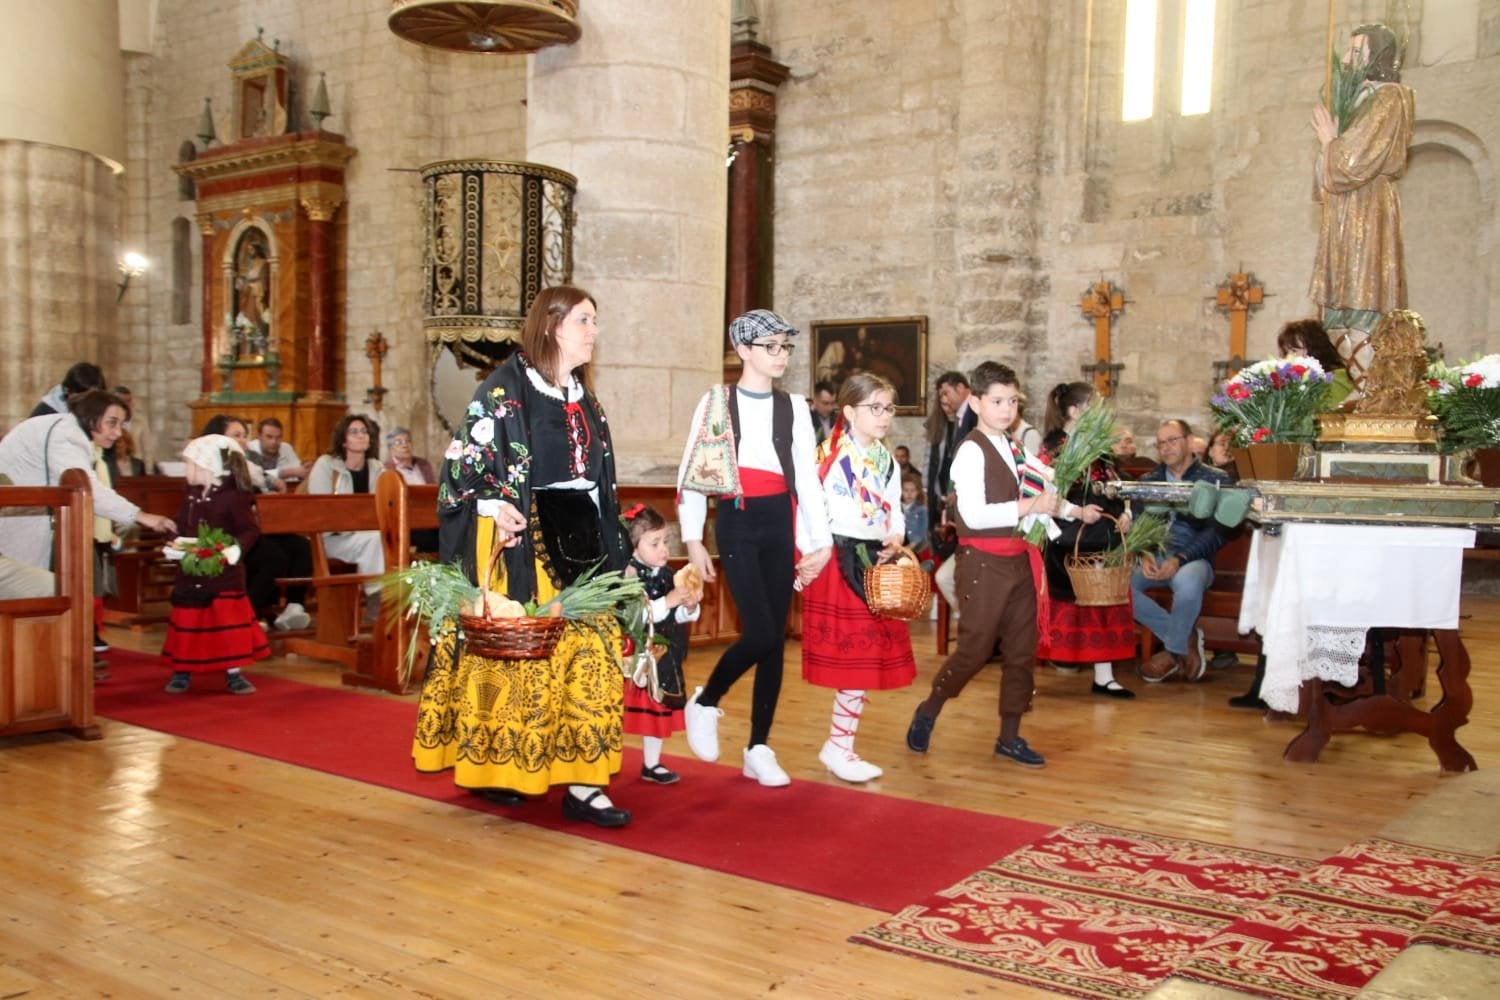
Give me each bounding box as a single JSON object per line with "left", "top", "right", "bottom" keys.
{"left": 1237, "top": 524, "right": 1474, "bottom": 713}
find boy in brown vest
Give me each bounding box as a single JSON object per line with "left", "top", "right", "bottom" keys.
{"left": 905, "top": 362, "right": 1101, "bottom": 767}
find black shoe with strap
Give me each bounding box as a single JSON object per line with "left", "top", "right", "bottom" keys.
{"left": 561, "top": 789, "right": 631, "bottom": 828}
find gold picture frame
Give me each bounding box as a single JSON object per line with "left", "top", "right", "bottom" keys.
{"left": 809, "top": 316, "right": 928, "bottom": 416}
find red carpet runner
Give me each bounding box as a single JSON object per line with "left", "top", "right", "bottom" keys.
{"left": 93, "top": 649, "right": 1050, "bottom": 913}
{"left": 852, "top": 821, "right": 1318, "bottom": 999}
{"left": 853, "top": 822, "right": 1494, "bottom": 999}
{"left": 1178, "top": 837, "right": 1486, "bottom": 998}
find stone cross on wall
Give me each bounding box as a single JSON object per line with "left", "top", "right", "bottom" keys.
{"left": 1213, "top": 271, "right": 1265, "bottom": 379}
{"left": 1079, "top": 280, "right": 1126, "bottom": 396}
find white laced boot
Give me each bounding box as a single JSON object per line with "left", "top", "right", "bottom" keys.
{"left": 819, "top": 689, "right": 882, "bottom": 783}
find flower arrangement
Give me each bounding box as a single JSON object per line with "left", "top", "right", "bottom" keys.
{"left": 1425, "top": 354, "right": 1500, "bottom": 453}
{"left": 172, "top": 524, "right": 239, "bottom": 577}
{"left": 1210, "top": 356, "right": 1333, "bottom": 446}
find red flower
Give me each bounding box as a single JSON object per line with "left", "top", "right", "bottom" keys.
{"left": 621, "top": 635, "right": 636, "bottom": 656}
{"left": 1289, "top": 364, "right": 1308, "bottom": 378}
{"left": 1268, "top": 371, "right": 1284, "bottom": 388}
{"left": 1465, "top": 373, "right": 1484, "bottom": 388}
{"left": 1427, "top": 379, "right": 1442, "bottom": 389}
{"left": 195, "top": 547, "right": 215, "bottom": 558}
{"left": 1251, "top": 427, "right": 1272, "bottom": 443}
{"left": 1227, "top": 383, "right": 1251, "bottom": 401}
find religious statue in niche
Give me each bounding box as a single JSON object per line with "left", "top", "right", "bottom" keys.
{"left": 232, "top": 231, "right": 271, "bottom": 360}
{"left": 1308, "top": 22, "right": 1414, "bottom": 388}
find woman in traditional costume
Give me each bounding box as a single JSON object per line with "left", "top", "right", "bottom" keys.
{"left": 413, "top": 286, "right": 633, "bottom": 828}
{"left": 1038, "top": 382, "right": 1136, "bottom": 698}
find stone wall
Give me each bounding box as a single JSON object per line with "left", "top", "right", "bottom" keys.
{"left": 103, "top": 0, "right": 1500, "bottom": 473}
{"left": 758, "top": 0, "right": 1500, "bottom": 463}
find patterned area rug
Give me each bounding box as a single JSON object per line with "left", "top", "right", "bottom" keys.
{"left": 850, "top": 822, "right": 1317, "bottom": 999}
{"left": 1410, "top": 852, "right": 1500, "bottom": 957}
{"left": 1176, "top": 837, "right": 1483, "bottom": 999}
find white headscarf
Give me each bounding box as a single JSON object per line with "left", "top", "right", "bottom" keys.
{"left": 182, "top": 434, "right": 240, "bottom": 482}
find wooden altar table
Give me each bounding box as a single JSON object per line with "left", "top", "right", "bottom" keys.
{"left": 1238, "top": 524, "right": 1477, "bottom": 772}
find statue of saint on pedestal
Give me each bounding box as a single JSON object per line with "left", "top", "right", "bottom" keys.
{"left": 1308, "top": 23, "right": 1415, "bottom": 388}
{"left": 233, "top": 233, "right": 271, "bottom": 359}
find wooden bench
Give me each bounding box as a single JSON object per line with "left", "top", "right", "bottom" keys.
{"left": 0, "top": 469, "right": 100, "bottom": 740}
{"left": 256, "top": 490, "right": 387, "bottom": 686}
{"left": 104, "top": 474, "right": 188, "bottom": 627}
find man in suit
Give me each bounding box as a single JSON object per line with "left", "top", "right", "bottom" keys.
{"left": 926, "top": 370, "right": 976, "bottom": 606}
{"left": 809, "top": 380, "right": 837, "bottom": 446}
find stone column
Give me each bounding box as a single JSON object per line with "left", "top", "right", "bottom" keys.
{"left": 0, "top": 0, "right": 125, "bottom": 430}
{"left": 527, "top": 1, "right": 731, "bottom": 477}
{"left": 951, "top": 0, "right": 1050, "bottom": 376}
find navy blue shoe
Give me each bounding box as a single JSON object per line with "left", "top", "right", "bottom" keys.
{"left": 906, "top": 711, "right": 936, "bottom": 753}
{"left": 994, "top": 736, "right": 1046, "bottom": 768}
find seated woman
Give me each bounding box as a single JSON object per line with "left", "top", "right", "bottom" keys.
{"left": 307, "top": 414, "right": 386, "bottom": 620}
{"left": 383, "top": 426, "right": 438, "bottom": 552}
{"left": 1277, "top": 318, "right": 1356, "bottom": 408}
{"left": 413, "top": 285, "right": 633, "bottom": 829}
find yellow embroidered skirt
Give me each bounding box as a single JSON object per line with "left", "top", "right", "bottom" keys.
{"left": 411, "top": 523, "right": 623, "bottom": 794}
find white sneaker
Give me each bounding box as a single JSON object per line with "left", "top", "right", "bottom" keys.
{"left": 742, "top": 744, "right": 791, "bottom": 787}
{"left": 274, "top": 602, "right": 311, "bottom": 631}
{"left": 684, "top": 687, "right": 723, "bottom": 762}
{"left": 818, "top": 741, "right": 882, "bottom": 783}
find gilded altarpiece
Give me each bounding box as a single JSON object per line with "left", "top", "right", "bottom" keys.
{"left": 173, "top": 36, "right": 357, "bottom": 462}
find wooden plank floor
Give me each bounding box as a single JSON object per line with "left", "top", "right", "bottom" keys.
{"left": 4, "top": 599, "right": 1499, "bottom": 998}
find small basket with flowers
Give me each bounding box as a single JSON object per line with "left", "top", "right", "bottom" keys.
{"left": 382, "top": 542, "right": 645, "bottom": 684}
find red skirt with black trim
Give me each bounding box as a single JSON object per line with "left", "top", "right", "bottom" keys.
{"left": 161, "top": 592, "right": 271, "bottom": 672}
{"left": 1037, "top": 599, "right": 1136, "bottom": 663}
{"left": 622, "top": 683, "right": 685, "bottom": 739}
{"left": 801, "top": 562, "right": 916, "bottom": 691}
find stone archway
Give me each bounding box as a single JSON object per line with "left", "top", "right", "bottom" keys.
{"left": 1404, "top": 119, "right": 1494, "bottom": 361}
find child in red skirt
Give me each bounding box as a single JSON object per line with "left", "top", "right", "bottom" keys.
{"left": 161, "top": 434, "right": 269, "bottom": 694}
{"left": 621, "top": 504, "right": 701, "bottom": 784}
{"left": 802, "top": 373, "right": 917, "bottom": 783}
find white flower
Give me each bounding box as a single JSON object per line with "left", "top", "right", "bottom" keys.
{"left": 470, "top": 418, "right": 496, "bottom": 446}
{"left": 1457, "top": 354, "right": 1500, "bottom": 390}
{"left": 443, "top": 438, "right": 464, "bottom": 460}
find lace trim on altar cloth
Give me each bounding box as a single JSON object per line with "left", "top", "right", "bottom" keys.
{"left": 1303, "top": 625, "right": 1367, "bottom": 689}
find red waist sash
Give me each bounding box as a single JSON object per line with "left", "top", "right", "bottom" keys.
{"left": 958, "top": 535, "right": 1048, "bottom": 635}
{"left": 735, "top": 467, "right": 789, "bottom": 498}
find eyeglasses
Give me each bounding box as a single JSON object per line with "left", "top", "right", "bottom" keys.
{"left": 747, "top": 341, "right": 796, "bottom": 356}
{"left": 347, "top": 426, "right": 370, "bottom": 436}
{"left": 1154, "top": 435, "right": 1185, "bottom": 448}
{"left": 855, "top": 403, "right": 897, "bottom": 416}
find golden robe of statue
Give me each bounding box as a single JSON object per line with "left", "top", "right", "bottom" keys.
{"left": 1309, "top": 82, "right": 1415, "bottom": 315}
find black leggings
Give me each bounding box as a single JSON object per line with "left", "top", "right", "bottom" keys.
{"left": 698, "top": 493, "right": 795, "bottom": 748}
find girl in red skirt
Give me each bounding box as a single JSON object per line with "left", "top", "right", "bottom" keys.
{"left": 161, "top": 434, "right": 269, "bottom": 694}
{"left": 1038, "top": 383, "right": 1136, "bottom": 699}
{"left": 802, "top": 373, "right": 917, "bottom": 783}
{"left": 621, "top": 504, "right": 701, "bottom": 784}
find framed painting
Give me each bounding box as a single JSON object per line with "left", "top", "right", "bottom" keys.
{"left": 810, "top": 316, "right": 928, "bottom": 416}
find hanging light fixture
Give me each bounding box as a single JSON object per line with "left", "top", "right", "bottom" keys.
{"left": 388, "top": 0, "right": 581, "bottom": 54}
